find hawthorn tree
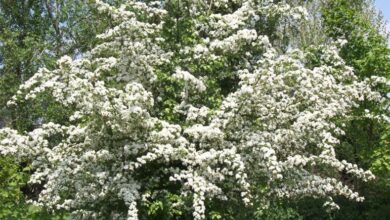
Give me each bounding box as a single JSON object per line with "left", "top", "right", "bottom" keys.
{"left": 0, "top": 0, "right": 388, "bottom": 219}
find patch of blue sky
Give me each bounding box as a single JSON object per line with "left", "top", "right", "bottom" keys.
{"left": 375, "top": 0, "right": 390, "bottom": 45}
{"left": 376, "top": 0, "right": 390, "bottom": 22}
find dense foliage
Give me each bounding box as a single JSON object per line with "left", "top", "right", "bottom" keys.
{"left": 0, "top": 0, "right": 389, "bottom": 219}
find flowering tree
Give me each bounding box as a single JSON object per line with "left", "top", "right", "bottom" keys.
{"left": 0, "top": 0, "right": 388, "bottom": 219}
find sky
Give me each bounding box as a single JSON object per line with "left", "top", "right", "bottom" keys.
{"left": 375, "top": 0, "right": 390, "bottom": 33}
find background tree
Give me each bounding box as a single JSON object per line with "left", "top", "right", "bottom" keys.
{"left": 0, "top": 0, "right": 117, "bottom": 218}
{"left": 267, "top": 1, "right": 390, "bottom": 219}
{"left": 322, "top": 0, "right": 390, "bottom": 219}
